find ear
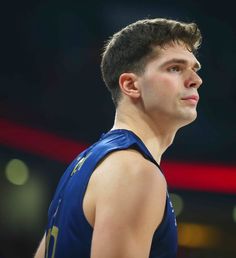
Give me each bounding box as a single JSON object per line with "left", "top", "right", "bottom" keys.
{"left": 119, "top": 73, "right": 140, "bottom": 99}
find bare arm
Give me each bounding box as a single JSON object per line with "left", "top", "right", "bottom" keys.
{"left": 34, "top": 234, "right": 46, "bottom": 258}
{"left": 90, "top": 150, "right": 167, "bottom": 258}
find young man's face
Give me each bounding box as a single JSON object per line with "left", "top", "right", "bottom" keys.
{"left": 137, "top": 42, "right": 202, "bottom": 128}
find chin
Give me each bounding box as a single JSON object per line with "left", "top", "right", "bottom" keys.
{"left": 177, "top": 111, "right": 198, "bottom": 128}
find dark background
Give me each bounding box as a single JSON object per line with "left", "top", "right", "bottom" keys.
{"left": 0, "top": 0, "right": 235, "bottom": 257}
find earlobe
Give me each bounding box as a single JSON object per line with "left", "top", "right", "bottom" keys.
{"left": 119, "top": 73, "right": 140, "bottom": 99}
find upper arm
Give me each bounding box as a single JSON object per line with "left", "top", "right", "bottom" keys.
{"left": 90, "top": 150, "right": 167, "bottom": 258}
{"left": 34, "top": 234, "right": 46, "bottom": 258}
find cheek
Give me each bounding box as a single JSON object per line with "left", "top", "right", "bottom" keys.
{"left": 159, "top": 76, "right": 182, "bottom": 102}
{"left": 150, "top": 76, "right": 179, "bottom": 99}
{"left": 158, "top": 75, "right": 179, "bottom": 89}
{"left": 140, "top": 74, "right": 181, "bottom": 107}
{"left": 142, "top": 83, "right": 174, "bottom": 111}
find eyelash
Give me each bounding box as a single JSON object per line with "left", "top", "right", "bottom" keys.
{"left": 168, "top": 66, "right": 200, "bottom": 74}
{"left": 168, "top": 66, "right": 182, "bottom": 72}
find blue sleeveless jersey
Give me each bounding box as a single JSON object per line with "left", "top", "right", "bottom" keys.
{"left": 45, "top": 129, "right": 178, "bottom": 258}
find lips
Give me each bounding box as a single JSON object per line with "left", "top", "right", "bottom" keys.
{"left": 181, "top": 95, "right": 199, "bottom": 101}
{"left": 181, "top": 95, "right": 199, "bottom": 105}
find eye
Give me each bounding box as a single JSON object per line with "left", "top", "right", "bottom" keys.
{"left": 168, "top": 65, "right": 182, "bottom": 73}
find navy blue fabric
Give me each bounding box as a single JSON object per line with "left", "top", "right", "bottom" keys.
{"left": 45, "top": 129, "right": 178, "bottom": 258}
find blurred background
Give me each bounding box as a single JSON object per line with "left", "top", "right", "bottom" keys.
{"left": 0, "top": 0, "right": 236, "bottom": 257}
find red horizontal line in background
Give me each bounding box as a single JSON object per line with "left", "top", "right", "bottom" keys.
{"left": 0, "top": 118, "right": 236, "bottom": 194}
{"left": 162, "top": 162, "right": 236, "bottom": 194}
{"left": 0, "top": 118, "right": 87, "bottom": 164}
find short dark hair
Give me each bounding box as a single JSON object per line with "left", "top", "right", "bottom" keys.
{"left": 101, "top": 18, "right": 202, "bottom": 106}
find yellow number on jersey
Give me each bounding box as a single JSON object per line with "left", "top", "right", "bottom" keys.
{"left": 45, "top": 226, "right": 59, "bottom": 258}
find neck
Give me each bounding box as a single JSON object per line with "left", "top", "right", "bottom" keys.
{"left": 111, "top": 107, "right": 178, "bottom": 164}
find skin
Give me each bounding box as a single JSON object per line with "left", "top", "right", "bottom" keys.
{"left": 34, "top": 42, "right": 202, "bottom": 258}
{"left": 138, "top": 43, "right": 201, "bottom": 129}
{"left": 88, "top": 42, "right": 202, "bottom": 258}
{"left": 34, "top": 234, "right": 46, "bottom": 258}
{"left": 85, "top": 150, "right": 167, "bottom": 258}
{"left": 114, "top": 42, "right": 202, "bottom": 163}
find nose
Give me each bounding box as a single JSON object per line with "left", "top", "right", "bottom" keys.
{"left": 185, "top": 71, "right": 203, "bottom": 89}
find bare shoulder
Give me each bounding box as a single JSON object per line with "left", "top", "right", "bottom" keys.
{"left": 93, "top": 149, "right": 167, "bottom": 192}
{"left": 89, "top": 150, "right": 168, "bottom": 257}
{"left": 90, "top": 149, "right": 167, "bottom": 226}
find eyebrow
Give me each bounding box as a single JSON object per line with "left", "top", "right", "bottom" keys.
{"left": 160, "top": 58, "right": 201, "bottom": 71}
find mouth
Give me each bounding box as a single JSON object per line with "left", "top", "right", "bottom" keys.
{"left": 181, "top": 95, "right": 199, "bottom": 105}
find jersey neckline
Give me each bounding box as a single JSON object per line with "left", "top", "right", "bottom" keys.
{"left": 103, "top": 128, "right": 162, "bottom": 170}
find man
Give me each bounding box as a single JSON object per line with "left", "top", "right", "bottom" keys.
{"left": 35, "top": 18, "right": 202, "bottom": 258}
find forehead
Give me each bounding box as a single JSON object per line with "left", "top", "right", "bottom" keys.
{"left": 150, "top": 42, "right": 200, "bottom": 68}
